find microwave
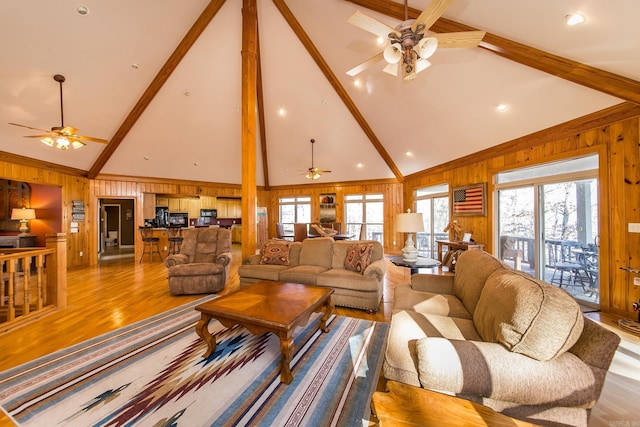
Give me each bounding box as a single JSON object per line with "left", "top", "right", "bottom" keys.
{"left": 200, "top": 209, "right": 217, "bottom": 218}
{"left": 168, "top": 212, "right": 188, "bottom": 227}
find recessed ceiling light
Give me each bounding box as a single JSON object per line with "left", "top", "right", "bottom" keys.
{"left": 143, "top": 156, "right": 151, "bottom": 160}
{"left": 76, "top": 5, "right": 89, "bottom": 16}
{"left": 131, "top": 62, "right": 139, "bottom": 69}
{"left": 278, "top": 107, "right": 286, "bottom": 117}
{"left": 193, "top": 162, "right": 199, "bottom": 166}
{"left": 184, "top": 91, "right": 191, "bottom": 97}
{"left": 565, "top": 13, "right": 586, "bottom": 26}
{"left": 353, "top": 79, "right": 362, "bottom": 88}
{"left": 376, "top": 37, "right": 384, "bottom": 45}
{"left": 496, "top": 103, "right": 508, "bottom": 112}
{"left": 357, "top": 163, "right": 364, "bottom": 168}
{"left": 405, "top": 151, "right": 414, "bottom": 157}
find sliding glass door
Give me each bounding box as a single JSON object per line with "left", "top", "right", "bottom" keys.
{"left": 495, "top": 156, "right": 599, "bottom": 306}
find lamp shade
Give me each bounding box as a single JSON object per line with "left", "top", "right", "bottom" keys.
{"left": 396, "top": 211, "right": 424, "bottom": 233}
{"left": 11, "top": 208, "right": 36, "bottom": 220}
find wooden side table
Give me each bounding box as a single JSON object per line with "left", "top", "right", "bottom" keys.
{"left": 372, "top": 381, "right": 538, "bottom": 427}
{"left": 436, "top": 240, "right": 484, "bottom": 261}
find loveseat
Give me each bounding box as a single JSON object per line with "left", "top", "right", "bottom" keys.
{"left": 383, "top": 249, "right": 620, "bottom": 427}
{"left": 238, "top": 237, "right": 386, "bottom": 312}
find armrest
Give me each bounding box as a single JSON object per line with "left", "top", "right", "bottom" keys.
{"left": 165, "top": 253, "right": 188, "bottom": 268}
{"left": 363, "top": 259, "right": 387, "bottom": 280}
{"left": 243, "top": 254, "right": 262, "bottom": 265}
{"left": 416, "top": 337, "right": 598, "bottom": 407}
{"left": 216, "top": 251, "right": 232, "bottom": 267}
{"left": 411, "top": 274, "right": 454, "bottom": 294}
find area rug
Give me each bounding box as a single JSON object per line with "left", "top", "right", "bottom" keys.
{"left": 0, "top": 297, "right": 388, "bottom": 426}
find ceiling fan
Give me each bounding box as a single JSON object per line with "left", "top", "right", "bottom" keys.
{"left": 9, "top": 74, "right": 108, "bottom": 150}
{"left": 303, "top": 139, "right": 331, "bottom": 180}
{"left": 346, "top": 0, "right": 486, "bottom": 82}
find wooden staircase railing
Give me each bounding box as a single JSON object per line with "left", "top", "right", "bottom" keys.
{"left": 0, "top": 233, "right": 67, "bottom": 331}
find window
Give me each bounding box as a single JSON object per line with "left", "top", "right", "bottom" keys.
{"left": 345, "top": 194, "right": 384, "bottom": 241}
{"left": 495, "top": 155, "right": 599, "bottom": 306}
{"left": 414, "top": 184, "right": 449, "bottom": 258}
{"left": 279, "top": 196, "right": 311, "bottom": 234}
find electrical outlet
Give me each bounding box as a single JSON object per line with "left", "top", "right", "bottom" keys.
{"left": 79, "top": 251, "right": 83, "bottom": 257}
{"left": 634, "top": 277, "right": 640, "bottom": 286}
{"left": 164, "top": 246, "right": 168, "bottom": 251}
{"left": 629, "top": 223, "right": 640, "bottom": 233}
{"left": 393, "top": 240, "right": 396, "bottom": 246}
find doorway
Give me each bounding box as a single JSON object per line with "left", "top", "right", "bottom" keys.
{"left": 99, "top": 198, "right": 135, "bottom": 260}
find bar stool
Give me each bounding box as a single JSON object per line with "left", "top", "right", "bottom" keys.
{"left": 166, "top": 226, "right": 184, "bottom": 255}
{"left": 139, "top": 226, "right": 163, "bottom": 263}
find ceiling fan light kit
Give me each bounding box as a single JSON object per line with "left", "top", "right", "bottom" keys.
{"left": 8, "top": 74, "right": 108, "bottom": 150}
{"left": 347, "top": 0, "right": 485, "bottom": 82}
{"left": 304, "top": 138, "right": 331, "bottom": 180}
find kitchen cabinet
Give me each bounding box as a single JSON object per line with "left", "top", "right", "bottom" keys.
{"left": 231, "top": 226, "right": 242, "bottom": 243}
{"left": 200, "top": 196, "right": 217, "bottom": 209}
{"left": 142, "top": 193, "right": 155, "bottom": 219}
{"left": 156, "top": 196, "right": 169, "bottom": 207}
{"left": 218, "top": 198, "right": 241, "bottom": 218}
{"left": 188, "top": 199, "right": 200, "bottom": 219}
{"left": 168, "top": 198, "right": 190, "bottom": 212}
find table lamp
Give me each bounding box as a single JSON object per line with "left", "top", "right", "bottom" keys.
{"left": 396, "top": 209, "right": 424, "bottom": 262}
{"left": 11, "top": 207, "right": 36, "bottom": 236}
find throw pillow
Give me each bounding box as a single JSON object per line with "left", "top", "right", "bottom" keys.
{"left": 260, "top": 240, "right": 292, "bottom": 266}
{"left": 344, "top": 243, "right": 374, "bottom": 274}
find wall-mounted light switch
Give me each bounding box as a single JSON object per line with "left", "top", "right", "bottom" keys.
{"left": 634, "top": 277, "right": 640, "bottom": 286}
{"left": 628, "top": 223, "right": 640, "bottom": 233}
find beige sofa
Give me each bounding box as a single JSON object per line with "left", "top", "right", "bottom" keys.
{"left": 238, "top": 237, "right": 386, "bottom": 312}
{"left": 384, "top": 249, "right": 620, "bottom": 427}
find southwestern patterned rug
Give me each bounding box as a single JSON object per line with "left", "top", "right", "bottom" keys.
{"left": 0, "top": 297, "right": 388, "bottom": 426}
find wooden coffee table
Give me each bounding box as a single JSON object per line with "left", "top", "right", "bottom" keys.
{"left": 372, "top": 381, "right": 539, "bottom": 426}
{"left": 194, "top": 281, "right": 334, "bottom": 384}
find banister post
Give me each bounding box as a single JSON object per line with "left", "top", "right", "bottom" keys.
{"left": 46, "top": 233, "right": 67, "bottom": 309}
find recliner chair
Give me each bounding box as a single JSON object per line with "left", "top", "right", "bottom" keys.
{"left": 165, "top": 227, "right": 232, "bottom": 295}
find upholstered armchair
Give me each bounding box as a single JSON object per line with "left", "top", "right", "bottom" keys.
{"left": 165, "top": 227, "right": 232, "bottom": 295}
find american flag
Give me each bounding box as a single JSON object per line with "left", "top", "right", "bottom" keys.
{"left": 453, "top": 186, "right": 484, "bottom": 214}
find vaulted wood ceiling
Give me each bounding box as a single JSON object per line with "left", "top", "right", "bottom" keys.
{"left": 2, "top": 0, "right": 638, "bottom": 186}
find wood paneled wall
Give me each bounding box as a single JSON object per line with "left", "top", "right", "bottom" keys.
{"left": 260, "top": 179, "right": 403, "bottom": 252}
{"left": 1, "top": 105, "right": 639, "bottom": 317}
{"left": 403, "top": 115, "right": 640, "bottom": 317}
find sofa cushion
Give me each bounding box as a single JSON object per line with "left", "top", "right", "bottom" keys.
{"left": 299, "top": 237, "right": 334, "bottom": 269}
{"left": 343, "top": 243, "right": 373, "bottom": 274}
{"left": 394, "top": 283, "right": 472, "bottom": 319}
{"left": 260, "top": 240, "right": 292, "bottom": 265}
{"left": 237, "top": 264, "right": 289, "bottom": 282}
{"left": 474, "top": 269, "right": 584, "bottom": 361}
{"left": 383, "top": 309, "right": 482, "bottom": 387}
{"left": 453, "top": 250, "right": 506, "bottom": 315}
{"left": 317, "top": 269, "right": 380, "bottom": 292}
{"left": 279, "top": 265, "right": 328, "bottom": 285}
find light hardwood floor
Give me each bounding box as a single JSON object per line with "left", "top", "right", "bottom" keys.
{"left": 0, "top": 244, "right": 638, "bottom": 426}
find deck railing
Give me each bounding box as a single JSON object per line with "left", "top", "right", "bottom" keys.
{"left": 0, "top": 233, "right": 67, "bottom": 330}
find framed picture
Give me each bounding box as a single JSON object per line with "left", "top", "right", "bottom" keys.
{"left": 319, "top": 193, "right": 336, "bottom": 223}
{"left": 452, "top": 183, "right": 486, "bottom": 216}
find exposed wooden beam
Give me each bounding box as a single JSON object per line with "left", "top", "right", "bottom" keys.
{"left": 345, "top": 0, "right": 640, "bottom": 105}
{"left": 273, "top": 0, "right": 404, "bottom": 183}
{"left": 87, "top": 0, "right": 228, "bottom": 179}
{"left": 256, "top": 22, "right": 270, "bottom": 190}
{"left": 0, "top": 151, "right": 88, "bottom": 177}
{"left": 241, "top": 0, "right": 258, "bottom": 259}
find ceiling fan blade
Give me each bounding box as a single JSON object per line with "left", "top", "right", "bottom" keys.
{"left": 8, "top": 122, "right": 51, "bottom": 133}
{"left": 347, "top": 10, "right": 398, "bottom": 39}
{"left": 316, "top": 169, "right": 332, "bottom": 173}
{"left": 412, "top": 0, "right": 456, "bottom": 33}
{"left": 23, "top": 134, "right": 54, "bottom": 139}
{"left": 72, "top": 134, "right": 109, "bottom": 144}
{"left": 382, "top": 62, "right": 398, "bottom": 76}
{"left": 433, "top": 31, "right": 486, "bottom": 48}
{"left": 346, "top": 52, "right": 384, "bottom": 76}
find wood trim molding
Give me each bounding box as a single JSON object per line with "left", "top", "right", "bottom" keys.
{"left": 87, "top": 0, "right": 228, "bottom": 179}
{"left": 345, "top": 0, "right": 640, "bottom": 105}
{"left": 273, "top": 0, "right": 404, "bottom": 183}
{"left": 0, "top": 150, "right": 88, "bottom": 177}
{"left": 267, "top": 177, "right": 399, "bottom": 191}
